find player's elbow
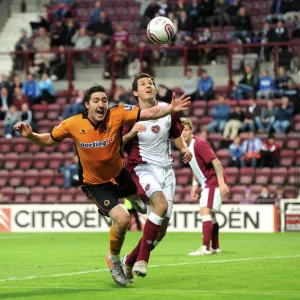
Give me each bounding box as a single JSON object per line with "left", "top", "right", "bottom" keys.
{"left": 140, "top": 109, "right": 154, "bottom": 121}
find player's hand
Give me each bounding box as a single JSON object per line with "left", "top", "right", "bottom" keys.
{"left": 191, "top": 186, "right": 199, "bottom": 201}
{"left": 220, "top": 183, "right": 230, "bottom": 199}
{"left": 181, "top": 147, "right": 192, "bottom": 164}
{"left": 170, "top": 92, "right": 191, "bottom": 113}
{"left": 13, "top": 122, "right": 33, "bottom": 138}
{"left": 131, "top": 124, "right": 147, "bottom": 136}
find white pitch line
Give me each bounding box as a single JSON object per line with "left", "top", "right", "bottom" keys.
{"left": 0, "top": 254, "right": 299, "bottom": 283}
{"left": 0, "top": 286, "right": 299, "bottom": 298}
{"left": 0, "top": 236, "right": 31, "bottom": 240}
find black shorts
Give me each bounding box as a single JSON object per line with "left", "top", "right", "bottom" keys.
{"left": 81, "top": 168, "right": 137, "bottom": 217}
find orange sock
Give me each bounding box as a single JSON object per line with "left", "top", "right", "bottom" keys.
{"left": 109, "top": 224, "right": 126, "bottom": 256}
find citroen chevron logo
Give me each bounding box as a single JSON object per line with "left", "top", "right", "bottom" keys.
{"left": 0, "top": 209, "right": 11, "bottom": 232}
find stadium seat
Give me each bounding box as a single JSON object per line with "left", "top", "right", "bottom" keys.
{"left": 60, "top": 194, "right": 74, "bottom": 203}
{"left": 75, "top": 193, "right": 90, "bottom": 203}
{"left": 280, "top": 149, "right": 295, "bottom": 167}
{"left": 285, "top": 186, "right": 297, "bottom": 198}
{"left": 33, "top": 153, "right": 49, "bottom": 169}
{"left": 4, "top": 153, "right": 19, "bottom": 170}
{"left": 176, "top": 168, "right": 192, "bottom": 185}
{"left": 0, "top": 170, "right": 9, "bottom": 187}
{"left": 40, "top": 169, "right": 54, "bottom": 186}
{"left": 0, "top": 138, "right": 11, "bottom": 153}
{"left": 286, "top": 133, "right": 300, "bottom": 149}
{"left": 48, "top": 152, "right": 64, "bottom": 169}
{"left": 19, "top": 153, "right": 33, "bottom": 169}
{"left": 239, "top": 168, "right": 254, "bottom": 184}
{"left": 216, "top": 149, "right": 230, "bottom": 166}
{"left": 208, "top": 133, "right": 223, "bottom": 149}
{"left": 0, "top": 153, "right": 4, "bottom": 169}
{"left": 1, "top": 186, "right": 15, "bottom": 202}
{"left": 24, "top": 169, "right": 40, "bottom": 186}
{"left": 44, "top": 186, "right": 60, "bottom": 203}
{"left": 287, "top": 167, "right": 300, "bottom": 185}
{"left": 225, "top": 167, "right": 239, "bottom": 185}
{"left": 54, "top": 174, "right": 65, "bottom": 187}
{"left": 9, "top": 170, "right": 24, "bottom": 187}
{"left": 28, "top": 143, "right": 42, "bottom": 153}
{"left": 255, "top": 168, "right": 271, "bottom": 185}
{"left": 271, "top": 167, "right": 287, "bottom": 185}
{"left": 12, "top": 137, "right": 29, "bottom": 152}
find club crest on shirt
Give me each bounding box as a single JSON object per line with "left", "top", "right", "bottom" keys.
{"left": 101, "top": 125, "right": 110, "bottom": 133}
{"left": 151, "top": 125, "right": 160, "bottom": 134}
{"left": 104, "top": 199, "right": 110, "bottom": 206}
{"left": 165, "top": 122, "right": 171, "bottom": 128}
{"left": 145, "top": 184, "right": 150, "bottom": 191}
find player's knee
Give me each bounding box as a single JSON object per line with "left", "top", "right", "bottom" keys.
{"left": 157, "top": 198, "right": 168, "bottom": 216}
{"left": 115, "top": 211, "right": 130, "bottom": 231}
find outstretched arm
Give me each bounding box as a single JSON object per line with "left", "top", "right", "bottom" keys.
{"left": 13, "top": 122, "right": 57, "bottom": 147}
{"left": 139, "top": 93, "right": 191, "bottom": 121}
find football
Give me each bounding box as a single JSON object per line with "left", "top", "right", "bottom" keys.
{"left": 147, "top": 16, "right": 176, "bottom": 44}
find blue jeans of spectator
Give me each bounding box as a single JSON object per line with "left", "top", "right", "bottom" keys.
{"left": 266, "top": 14, "right": 283, "bottom": 23}
{"left": 257, "top": 90, "right": 274, "bottom": 99}
{"left": 255, "top": 116, "right": 275, "bottom": 132}
{"left": 207, "top": 120, "right": 226, "bottom": 133}
{"left": 4, "top": 121, "right": 15, "bottom": 135}
{"left": 54, "top": 8, "right": 69, "bottom": 19}
{"left": 60, "top": 164, "right": 78, "bottom": 189}
{"left": 231, "top": 30, "right": 249, "bottom": 41}
{"left": 240, "top": 157, "right": 257, "bottom": 168}
{"left": 242, "top": 121, "right": 255, "bottom": 132}
{"left": 62, "top": 104, "right": 85, "bottom": 119}
{"left": 273, "top": 120, "right": 290, "bottom": 133}
{"left": 234, "top": 84, "right": 254, "bottom": 100}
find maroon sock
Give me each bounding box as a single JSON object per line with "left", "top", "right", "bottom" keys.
{"left": 136, "top": 218, "right": 160, "bottom": 263}
{"left": 126, "top": 238, "right": 142, "bottom": 267}
{"left": 212, "top": 222, "right": 220, "bottom": 249}
{"left": 202, "top": 218, "right": 213, "bottom": 251}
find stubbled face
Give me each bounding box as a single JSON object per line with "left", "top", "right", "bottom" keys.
{"left": 85, "top": 91, "right": 108, "bottom": 123}
{"left": 182, "top": 124, "right": 192, "bottom": 144}
{"left": 134, "top": 77, "right": 156, "bottom": 102}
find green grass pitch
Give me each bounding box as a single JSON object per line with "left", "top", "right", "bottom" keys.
{"left": 0, "top": 232, "right": 300, "bottom": 300}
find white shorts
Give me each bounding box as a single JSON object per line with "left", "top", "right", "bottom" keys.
{"left": 200, "top": 187, "right": 222, "bottom": 212}
{"left": 131, "top": 164, "right": 176, "bottom": 218}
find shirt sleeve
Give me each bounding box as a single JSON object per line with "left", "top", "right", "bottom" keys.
{"left": 196, "top": 139, "right": 216, "bottom": 165}
{"left": 51, "top": 119, "right": 72, "bottom": 142}
{"left": 169, "top": 112, "right": 184, "bottom": 139}
{"left": 119, "top": 104, "right": 141, "bottom": 125}
{"left": 122, "top": 123, "right": 134, "bottom": 136}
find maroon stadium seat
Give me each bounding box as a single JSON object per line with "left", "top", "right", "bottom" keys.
{"left": 225, "top": 167, "right": 239, "bottom": 185}
{"left": 75, "top": 193, "right": 90, "bottom": 203}
{"left": 9, "top": 170, "right": 24, "bottom": 187}
{"left": 12, "top": 137, "right": 29, "bottom": 152}
{"left": 296, "top": 149, "right": 300, "bottom": 165}
{"left": 271, "top": 167, "right": 287, "bottom": 185}
{"left": 255, "top": 168, "right": 271, "bottom": 185}
{"left": 0, "top": 153, "right": 4, "bottom": 169}
{"left": 173, "top": 194, "right": 183, "bottom": 203}
{"left": 1, "top": 186, "right": 14, "bottom": 202}
{"left": 285, "top": 186, "right": 297, "bottom": 198}
{"left": 274, "top": 133, "right": 286, "bottom": 148}
{"left": 40, "top": 169, "right": 54, "bottom": 186}
{"left": 57, "top": 140, "right": 74, "bottom": 152}
{"left": 28, "top": 143, "right": 42, "bottom": 153}
{"left": 19, "top": 153, "right": 33, "bottom": 169}
{"left": 239, "top": 168, "right": 254, "bottom": 184}
{"left": 54, "top": 174, "right": 65, "bottom": 187}
{"left": 176, "top": 168, "right": 192, "bottom": 185}
{"left": 280, "top": 149, "right": 295, "bottom": 167}
{"left": 216, "top": 149, "right": 230, "bottom": 166}
{"left": 0, "top": 138, "right": 11, "bottom": 153}
{"left": 33, "top": 153, "right": 49, "bottom": 169}
{"left": 4, "top": 153, "right": 19, "bottom": 169}
{"left": 30, "top": 186, "right": 45, "bottom": 203}
{"left": 208, "top": 133, "right": 223, "bottom": 149}
{"left": 60, "top": 194, "right": 73, "bottom": 203}
{"left": 287, "top": 167, "right": 300, "bottom": 185}
{"left": 44, "top": 186, "right": 60, "bottom": 202}
{"left": 48, "top": 152, "right": 64, "bottom": 169}
{"left": 0, "top": 170, "right": 9, "bottom": 187}
{"left": 24, "top": 169, "right": 40, "bottom": 186}
{"left": 286, "top": 133, "right": 300, "bottom": 149}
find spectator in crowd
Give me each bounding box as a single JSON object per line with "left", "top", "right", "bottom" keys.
{"left": 274, "top": 67, "right": 297, "bottom": 98}
{"left": 37, "top": 72, "right": 55, "bottom": 104}
{"left": 199, "top": 127, "right": 217, "bottom": 151}
{"left": 227, "top": 0, "right": 242, "bottom": 24}
{"left": 228, "top": 135, "right": 244, "bottom": 167}
{"left": 269, "top": 20, "right": 289, "bottom": 48}
{"left": 259, "top": 22, "right": 274, "bottom": 61}
{"left": 158, "top": 0, "right": 172, "bottom": 17}
{"left": 127, "top": 58, "right": 142, "bottom": 80}
{"left": 240, "top": 185, "right": 256, "bottom": 204}
{"left": 197, "top": 27, "right": 215, "bottom": 64}
{"left": 22, "top": 74, "right": 40, "bottom": 104}
{"left": 256, "top": 99, "right": 276, "bottom": 133}
{"left": 4, "top": 105, "right": 18, "bottom": 139}
{"left": 64, "top": 17, "right": 80, "bottom": 46}
{"left": 71, "top": 27, "right": 92, "bottom": 66}
{"left": 13, "top": 87, "right": 30, "bottom": 111}
{"left": 87, "top": 11, "right": 113, "bottom": 46}
{"left": 31, "top": 46, "right": 56, "bottom": 75}
{"left": 10, "top": 75, "right": 23, "bottom": 94}
{"left": 109, "top": 86, "right": 131, "bottom": 108}
{"left": 0, "top": 74, "right": 10, "bottom": 90}
{"left": 292, "top": 20, "right": 300, "bottom": 38}
{"left": 197, "top": 69, "right": 214, "bottom": 100}
{"left": 261, "top": 135, "right": 280, "bottom": 167}
{"left": 233, "top": 65, "right": 259, "bottom": 101}
{"left": 273, "top": 96, "right": 294, "bottom": 133}
{"left": 112, "top": 24, "right": 129, "bottom": 47}
{"left": 50, "top": 19, "right": 66, "bottom": 47}
{"left": 0, "top": 87, "right": 13, "bottom": 120}
{"left": 59, "top": 155, "right": 79, "bottom": 189}
{"left": 33, "top": 27, "right": 51, "bottom": 52}
{"left": 167, "top": 12, "right": 179, "bottom": 33}
{"left": 30, "top": 5, "right": 51, "bottom": 33}
{"left": 199, "top": 0, "right": 215, "bottom": 26}
{"left": 88, "top": 0, "right": 104, "bottom": 25}
{"left": 157, "top": 84, "right": 173, "bottom": 103}
{"left": 257, "top": 185, "right": 273, "bottom": 200}
{"left": 232, "top": 6, "right": 253, "bottom": 43}
{"left": 181, "top": 68, "right": 198, "bottom": 101}
{"left": 50, "top": 45, "right": 68, "bottom": 81}
{"left": 283, "top": 0, "right": 300, "bottom": 24}
{"left": 207, "top": 0, "right": 230, "bottom": 26}
{"left": 257, "top": 70, "right": 274, "bottom": 99}
{"left": 14, "top": 29, "right": 32, "bottom": 70}
{"left": 178, "top": 10, "right": 196, "bottom": 35}
{"left": 242, "top": 99, "right": 261, "bottom": 132}
{"left": 240, "top": 131, "right": 262, "bottom": 168}
{"left": 61, "top": 89, "right": 85, "bottom": 119}
{"left": 53, "top": 0, "right": 75, "bottom": 20}
{"left": 187, "top": 0, "right": 201, "bottom": 24}
{"left": 207, "top": 96, "right": 230, "bottom": 133}
{"left": 273, "top": 185, "right": 287, "bottom": 204}
{"left": 266, "top": 0, "right": 286, "bottom": 23}
{"left": 0, "top": 192, "right": 8, "bottom": 204}
{"left": 17, "top": 103, "right": 34, "bottom": 129}
{"left": 223, "top": 104, "right": 245, "bottom": 140}
{"left": 141, "top": 0, "right": 160, "bottom": 29}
